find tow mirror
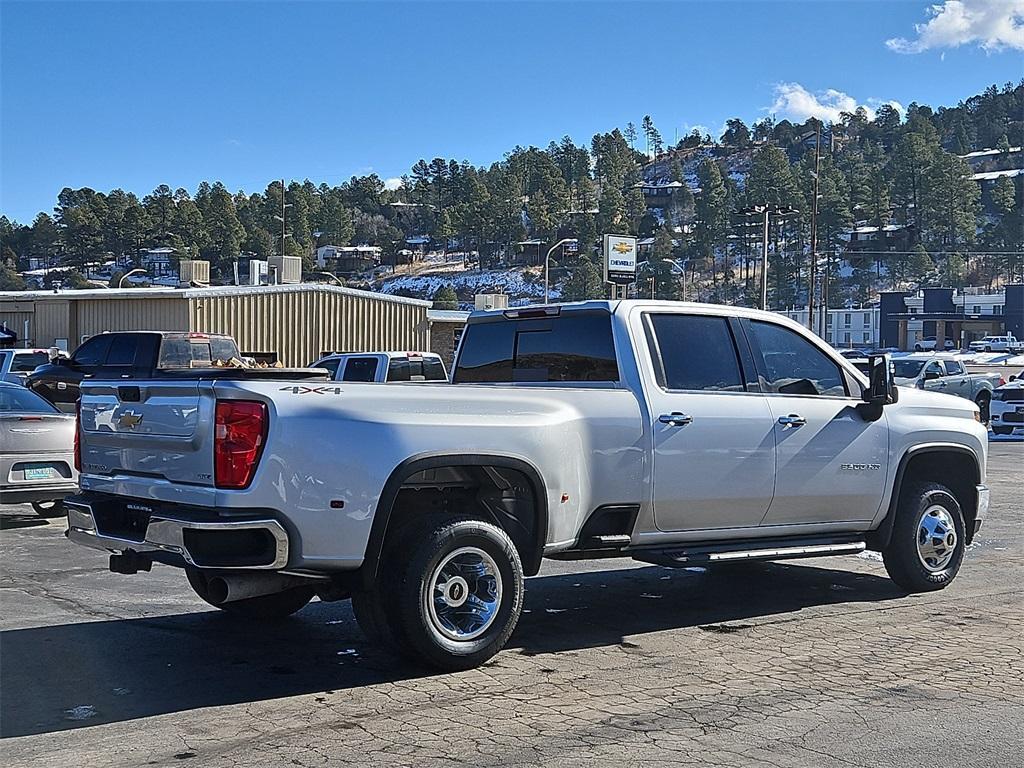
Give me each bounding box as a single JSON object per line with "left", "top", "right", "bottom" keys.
{"left": 924, "top": 369, "right": 940, "bottom": 381}
{"left": 48, "top": 347, "right": 61, "bottom": 362}
{"left": 859, "top": 354, "right": 897, "bottom": 420}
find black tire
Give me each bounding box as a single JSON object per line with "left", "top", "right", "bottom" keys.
{"left": 914, "top": 345, "right": 924, "bottom": 352}
{"left": 31, "top": 500, "right": 66, "bottom": 518}
{"left": 363, "top": 515, "right": 524, "bottom": 671}
{"left": 882, "top": 482, "right": 965, "bottom": 593}
{"left": 185, "top": 568, "right": 315, "bottom": 619}
{"left": 984, "top": 346, "right": 992, "bottom": 352}
{"left": 975, "top": 392, "right": 991, "bottom": 424}
{"left": 992, "top": 425, "right": 1013, "bottom": 435}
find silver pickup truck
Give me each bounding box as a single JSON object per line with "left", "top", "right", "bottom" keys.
{"left": 66, "top": 301, "right": 989, "bottom": 670}
{"left": 892, "top": 356, "right": 1004, "bottom": 422}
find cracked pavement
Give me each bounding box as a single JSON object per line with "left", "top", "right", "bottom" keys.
{"left": 2, "top": 443, "right": 1022, "bottom": 767}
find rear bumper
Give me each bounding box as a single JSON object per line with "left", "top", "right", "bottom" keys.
{"left": 65, "top": 494, "right": 290, "bottom": 569}
{"left": 0, "top": 484, "right": 77, "bottom": 505}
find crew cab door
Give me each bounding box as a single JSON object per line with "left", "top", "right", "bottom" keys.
{"left": 745, "top": 319, "right": 888, "bottom": 526}
{"left": 643, "top": 313, "right": 776, "bottom": 532}
{"left": 941, "top": 360, "right": 970, "bottom": 398}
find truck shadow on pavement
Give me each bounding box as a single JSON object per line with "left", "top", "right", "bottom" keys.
{"left": 1, "top": 561, "right": 906, "bottom": 739}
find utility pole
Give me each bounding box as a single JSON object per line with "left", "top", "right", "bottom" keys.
{"left": 808, "top": 119, "right": 821, "bottom": 333}
{"left": 761, "top": 208, "right": 770, "bottom": 311}
{"left": 280, "top": 178, "right": 287, "bottom": 256}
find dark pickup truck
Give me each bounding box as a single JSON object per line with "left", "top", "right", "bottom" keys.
{"left": 26, "top": 331, "right": 241, "bottom": 412}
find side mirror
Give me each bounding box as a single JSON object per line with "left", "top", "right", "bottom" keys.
{"left": 859, "top": 354, "right": 897, "bottom": 421}
{"left": 924, "top": 370, "right": 940, "bottom": 381}
{"left": 48, "top": 347, "right": 60, "bottom": 362}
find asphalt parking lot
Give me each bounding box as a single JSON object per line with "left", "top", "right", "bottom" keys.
{"left": 2, "top": 441, "right": 1022, "bottom": 768}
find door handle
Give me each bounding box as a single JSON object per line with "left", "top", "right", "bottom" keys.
{"left": 659, "top": 412, "right": 693, "bottom": 426}
{"left": 777, "top": 414, "right": 806, "bottom": 427}
{"left": 937, "top": 381, "right": 947, "bottom": 387}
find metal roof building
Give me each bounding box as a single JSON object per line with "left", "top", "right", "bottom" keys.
{"left": 0, "top": 283, "right": 432, "bottom": 366}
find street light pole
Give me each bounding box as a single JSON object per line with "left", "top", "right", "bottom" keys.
{"left": 760, "top": 208, "right": 770, "bottom": 311}
{"left": 119, "top": 268, "right": 147, "bottom": 288}
{"left": 807, "top": 119, "right": 821, "bottom": 333}
{"left": 738, "top": 204, "right": 799, "bottom": 311}
{"left": 544, "top": 238, "right": 578, "bottom": 304}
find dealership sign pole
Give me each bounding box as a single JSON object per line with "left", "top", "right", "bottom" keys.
{"left": 603, "top": 234, "right": 637, "bottom": 299}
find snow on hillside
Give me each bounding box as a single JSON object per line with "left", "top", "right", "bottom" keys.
{"left": 375, "top": 268, "right": 558, "bottom": 304}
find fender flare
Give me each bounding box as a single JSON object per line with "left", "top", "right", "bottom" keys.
{"left": 360, "top": 452, "right": 549, "bottom": 587}
{"left": 869, "top": 443, "right": 981, "bottom": 551}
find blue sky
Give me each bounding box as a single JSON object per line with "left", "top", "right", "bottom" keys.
{"left": 1, "top": 0, "right": 1021, "bottom": 223}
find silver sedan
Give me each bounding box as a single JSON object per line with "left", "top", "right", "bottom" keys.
{"left": 0, "top": 381, "right": 78, "bottom": 517}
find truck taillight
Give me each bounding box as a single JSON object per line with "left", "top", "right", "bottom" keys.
{"left": 214, "top": 400, "right": 267, "bottom": 489}
{"left": 74, "top": 400, "right": 81, "bottom": 472}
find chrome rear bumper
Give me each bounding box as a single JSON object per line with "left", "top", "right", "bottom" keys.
{"left": 65, "top": 497, "right": 289, "bottom": 569}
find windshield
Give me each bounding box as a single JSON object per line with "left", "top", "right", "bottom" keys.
{"left": 892, "top": 360, "right": 926, "bottom": 379}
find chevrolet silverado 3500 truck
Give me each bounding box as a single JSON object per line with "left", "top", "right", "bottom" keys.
{"left": 66, "top": 301, "right": 989, "bottom": 670}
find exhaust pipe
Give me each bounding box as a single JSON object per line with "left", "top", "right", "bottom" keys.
{"left": 205, "top": 573, "right": 312, "bottom": 605}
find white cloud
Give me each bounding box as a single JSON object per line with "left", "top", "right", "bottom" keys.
{"left": 768, "top": 83, "right": 900, "bottom": 123}
{"left": 383, "top": 177, "right": 403, "bottom": 191}
{"left": 886, "top": 0, "right": 1024, "bottom": 53}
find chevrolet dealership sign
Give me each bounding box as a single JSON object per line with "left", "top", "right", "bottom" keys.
{"left": 603, "top": 234, "right": 637, "bottom": 285}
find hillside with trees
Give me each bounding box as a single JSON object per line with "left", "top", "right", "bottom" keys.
{"left": 1, "top": 81, "right": 1021, "bottom": 311}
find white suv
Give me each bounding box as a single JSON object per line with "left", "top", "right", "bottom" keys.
{"left": 990, "top": 376, "right": 1024, "bottom": 435}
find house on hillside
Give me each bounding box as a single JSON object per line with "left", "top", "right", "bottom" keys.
{"left": 316, "top": 244, "right": 382, "bottom": 273}
{"left": 140, "top": 247, "right": 176, "bottom": 276}
{"left": 839, "top": 223, "right": 916, "bottom": 255}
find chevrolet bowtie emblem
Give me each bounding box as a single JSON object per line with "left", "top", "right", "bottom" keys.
{"left": 118, "top": 411, "right": 144, "bottom": 429}
{"left": 612, "top": 242, "right": 632, "bottom": 254}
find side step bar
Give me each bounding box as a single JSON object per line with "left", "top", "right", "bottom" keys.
{"left": 633, "top": 537, "right": 866, "bottom": 568}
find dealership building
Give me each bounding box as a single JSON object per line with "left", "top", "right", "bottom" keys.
{"left": 879, "top": 285, "right": 1024, "bottom": 350}
{"left": 0, "top": 283, "right": 442, "bottom": 366}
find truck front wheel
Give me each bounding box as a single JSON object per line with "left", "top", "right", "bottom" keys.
{"left": 359, "top": 516, "right": 524, "bottom": 671}
{"left": 882, "top": 483, "right": 966, "bottom": 593}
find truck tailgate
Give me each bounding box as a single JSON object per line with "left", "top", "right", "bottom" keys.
{"left": 80, "top": 380, "right": 216, "bottom": 486}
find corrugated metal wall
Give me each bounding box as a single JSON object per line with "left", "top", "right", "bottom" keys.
{"left": 188, "top": 287, "right": 430, "bottom": 366}
{"left": 74, "top": 298, "right": 190, "bottom": 343}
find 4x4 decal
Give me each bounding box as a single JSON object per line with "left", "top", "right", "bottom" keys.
{"left": 278, "top": 385, "right": 343, "bottom": 395}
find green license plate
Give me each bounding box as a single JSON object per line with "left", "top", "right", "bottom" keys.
{"left": 25, "top": 466, "right": 58, "bottom": 480}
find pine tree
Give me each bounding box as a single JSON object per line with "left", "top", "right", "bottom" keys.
{"left": 432, "top": 284, "right": 458, "bottom": 310}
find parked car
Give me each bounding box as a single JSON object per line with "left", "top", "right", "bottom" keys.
{"left": 26, "top": 331, "right": 241, "bottom": 411}
{"left": 0, "top": 348, "right": 67, "bottom": 384}
{"left": 968, "top": 334, "right": 1021, "bottom": 353}
{"left": 835, "top": 348, "right": 869, "bottom": 360}
{"left": 66, "top": 301, "right": 988, "bottom": 671}
{"left": 914, "top": 337, "right": 956, "bottom": 352}
{"left": 0, "top": 381, "right": 78, "bottom": 517}
{"left": 989, "top": 379, "right": 1024, "bottom": 435}
{"left": 310, "top": 351, "right": 448, "bottom": 382}
{"left": 892, "top": 356, "right": 1004, "bottom": 421}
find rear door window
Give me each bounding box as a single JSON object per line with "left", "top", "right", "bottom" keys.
{"left": 344, "top": 357, "right": 380, "bottom": 382}
{"left": 943, "top": 360, "right": 964, "bottom": 376}
{"left": 646, "top": 314, "right": 745, "bottom": 392}
{"left": 454, "top": 312, "right": 618, "bottom": 383}
{"left": 106, "top": 335, "right": 141, "bottom": 367}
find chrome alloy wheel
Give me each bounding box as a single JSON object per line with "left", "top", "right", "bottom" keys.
{"left": 424, "top": 546, "right": 503, "bottom": 642}
{"left": 916, "top": 505, "right": 958, "bottom": 572}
